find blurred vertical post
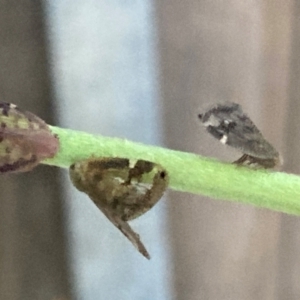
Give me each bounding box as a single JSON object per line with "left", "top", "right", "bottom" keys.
{"left": 0, "top": 1, "right": 72, "bottom": 300}
{"left": 46, "top": 1, "right": 171, "bottom": 300}
{"left": 278, "top": 1, "right": 300, "bottom": 299}
{"left": 156, "top": 0, "right": 291, "bottom": 299}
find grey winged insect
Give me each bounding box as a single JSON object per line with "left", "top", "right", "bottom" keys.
{"left": 69, "top": 157, "right": 169, "bottom": 259}
{"left": 198, "top": 102, "right": 280, "bottom": 168}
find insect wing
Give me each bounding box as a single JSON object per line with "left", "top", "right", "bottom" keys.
{"left": 120, "top": 160, "right": 169, "bottom": 221}
{"left": 98, "top": 204, "right": 150, "bottom": 259}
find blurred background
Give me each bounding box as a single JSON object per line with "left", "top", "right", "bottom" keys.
{"left": 0, "top": 0, "right": 299, "bottom": 299}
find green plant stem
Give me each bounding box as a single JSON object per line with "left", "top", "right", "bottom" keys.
{"left": 44, "top": 126, "right": 300, "bottom": 215}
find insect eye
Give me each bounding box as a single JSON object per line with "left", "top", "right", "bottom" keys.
{"left": 221, "top": 120, "right": 236, "bottom": 131}
{"left": 160, "top": 171, "right": 166, "bottom": 179}
{"left": 228, "top": 121, "right": 236, "bottom": 130}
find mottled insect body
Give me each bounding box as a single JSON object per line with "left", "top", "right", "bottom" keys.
{"left": 69, "top": 157, "right": 169, "bottom": 259}
{"left": 0, "top": 102, "right": 59, "bottom": 173}
{"left": 198, "top": 102, "right": 280, "bottom": 168}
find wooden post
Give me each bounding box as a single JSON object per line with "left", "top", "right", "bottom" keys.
{"left": 0, "top": 2, "right": 73, "bottom": 299}
{"left": 156, "top": 0, "right": 292, "bottom": 299}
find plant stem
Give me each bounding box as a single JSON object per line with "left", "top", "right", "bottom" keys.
{"left": 44, "top": 126, "right": 300, "bottom": 215}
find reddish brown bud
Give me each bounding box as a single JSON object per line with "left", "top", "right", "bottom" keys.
{"left": 0, "top": 102, "right": 59, "bottom": 173}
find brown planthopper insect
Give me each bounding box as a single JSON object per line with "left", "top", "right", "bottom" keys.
{"left": 0, "top": 102, "right": 59, "bottom": 173}
{"left": 198, "top": 102, "right": 281, "bottom": 169}
{"left": 69, "top": 157, "right": 169, "bottom": 259}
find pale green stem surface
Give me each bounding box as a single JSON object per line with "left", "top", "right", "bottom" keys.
{"left": 44, "top": 126, "right": 300, "bottom": 215}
